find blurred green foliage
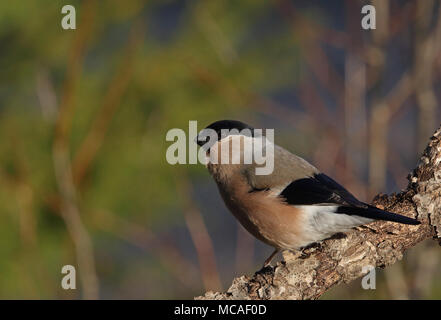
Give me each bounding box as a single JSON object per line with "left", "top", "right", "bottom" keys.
{"left": 0, "top": 0, "right": 306, "bottom": 298}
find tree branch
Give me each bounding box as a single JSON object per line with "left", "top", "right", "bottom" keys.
{"left": 196, "top": 125, "right": 441, "bottom": 300}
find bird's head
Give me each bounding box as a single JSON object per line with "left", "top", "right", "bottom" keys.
{"left": 196, "top": 120, "right": 255, "bottom": 150}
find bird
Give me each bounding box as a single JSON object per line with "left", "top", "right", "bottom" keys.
{"left": 196, "top": 120, "right": 420, "bottom": 267}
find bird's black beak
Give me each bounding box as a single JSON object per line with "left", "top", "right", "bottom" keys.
{"left": 195, "top": 130, "right": 217, "bottom": 155}
{"left": 194, "top": 134, "right": 207, "bottom": 147}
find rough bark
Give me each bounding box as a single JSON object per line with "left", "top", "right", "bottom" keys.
{"left": 196, "top": 125, "right": 441, "bottom": 300}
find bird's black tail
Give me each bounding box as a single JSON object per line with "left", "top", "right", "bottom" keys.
{"left": 336, "top": 205, "right": 420, "bottom": 225}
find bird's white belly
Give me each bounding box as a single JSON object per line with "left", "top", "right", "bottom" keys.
{"left": 296, "top": 205, "right": 373, "bottom": 246}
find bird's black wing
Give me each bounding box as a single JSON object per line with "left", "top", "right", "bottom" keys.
{"left": 279, "top": 173, "right": 365, "bottom": 208}
{"left": 279, "top": 173, "right": 420, "bottom": 225}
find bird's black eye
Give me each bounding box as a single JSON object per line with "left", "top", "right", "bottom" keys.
{"left": 219, "top": 131, "right": 228, "bottom": 139}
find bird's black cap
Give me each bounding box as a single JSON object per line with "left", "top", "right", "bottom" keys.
{"left": 205, "top": 120, "right": 254, "bottom": 133}
{"left": 196, "top": 120, "right": 255, "bottom": 147}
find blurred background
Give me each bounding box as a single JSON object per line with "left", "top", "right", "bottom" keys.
{"left": 1, "top": 0, "right": 441, "bottom": 299}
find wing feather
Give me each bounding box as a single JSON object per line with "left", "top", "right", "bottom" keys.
{"left": 279, "top": 173, "right": 365, "bottom": 208}
{"left": 279, "top": 173, "right": 420, "bottom": 225}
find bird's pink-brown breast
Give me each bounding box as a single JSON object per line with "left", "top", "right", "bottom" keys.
{"left": 208, "top": 161, "right": 309, "bottom": 250}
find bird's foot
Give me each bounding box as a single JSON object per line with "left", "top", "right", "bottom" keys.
{"left": 299, "top": 242, "right": 323, "bottom": 259}
{"left": 262, "top": 248, "right": 280, "bottom": 268}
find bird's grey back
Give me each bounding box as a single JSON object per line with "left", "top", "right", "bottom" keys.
{"left": 244, "top": 145, "right": 319, "bottom": 191}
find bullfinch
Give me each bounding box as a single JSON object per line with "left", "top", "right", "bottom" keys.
{"left": 196, "top": 120, "right": 420, "bottom": 266}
